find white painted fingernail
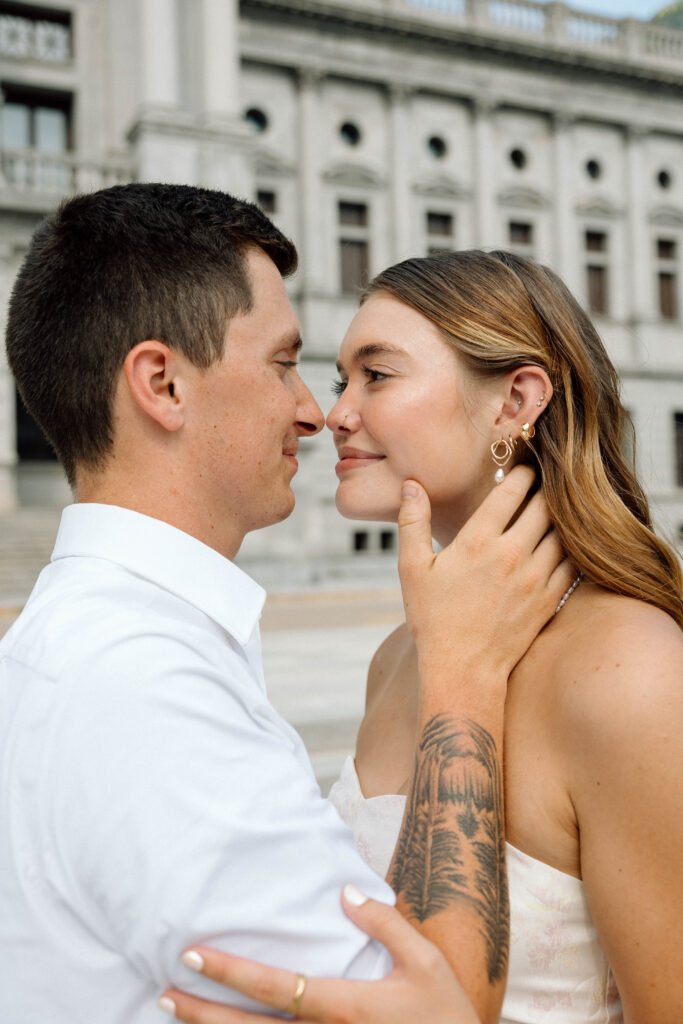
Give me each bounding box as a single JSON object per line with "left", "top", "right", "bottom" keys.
{"left": 181, "top": 950, "right": 205, "bottom": 972}
{"left": 158, "top": 996, "right": 176, "bottom": 1016}
{"left": 344, "top": 883, "right": 369, "bottom": 907}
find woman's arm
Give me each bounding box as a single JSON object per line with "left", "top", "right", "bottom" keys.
{"left": 555, "top": 603, "right": 683, "bottom": 1022}
{"left": 160, "top": 888, "right": 480, "bottom": 1023}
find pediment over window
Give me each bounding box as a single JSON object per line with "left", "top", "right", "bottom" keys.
{"left": 574, "top": 197, "right": 623, "bottom": 220}
{"left": 254, "top": 149, "right": 296, "bottom": 177}
{"left": 650, "top": 205, "right": 683, "bottom": 228}
{"left": 322, "top": 162, "right": 385, "bottom": 189}
{"left": 412, "top": 174, "right": 470, "bottom": 200}
{"left": 498, "top": 186, "right": 549, "bottom": 210}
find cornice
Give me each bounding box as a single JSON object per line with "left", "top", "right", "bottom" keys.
{"left": 322, "top": 161, "right": 386, "bottom": 189}
{"left": 240, "top": 0, "right": 683, "bottom": 93}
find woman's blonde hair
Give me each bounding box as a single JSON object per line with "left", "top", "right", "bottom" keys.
{"left": 363, "top": 250, "right": 683, "bottom": 629}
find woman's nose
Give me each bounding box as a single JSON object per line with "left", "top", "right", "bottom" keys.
{"left": 326, "top": 399, "right": 359, "bottom": 433}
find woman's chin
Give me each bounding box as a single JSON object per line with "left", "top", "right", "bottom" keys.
{"left": 334, "top": 490, "right": 400, "bottom": 523}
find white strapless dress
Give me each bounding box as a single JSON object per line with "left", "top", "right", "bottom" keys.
{"left": 329, "top": 756, "right": 622, "bottom": 1024}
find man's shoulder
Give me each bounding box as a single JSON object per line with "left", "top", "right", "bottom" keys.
{"left": 2, "top": 556, "right": 245, "bottom": 692}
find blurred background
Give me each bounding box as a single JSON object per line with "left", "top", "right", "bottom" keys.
{"left": 1, "top": 0, "right": 682, "bottom": 785}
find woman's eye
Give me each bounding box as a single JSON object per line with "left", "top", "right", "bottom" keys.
{"left": 363, "top": 366, "right": 388, "bottom": 385}
{"left": 331, "top": 379, "right": 346, "bottom": 396}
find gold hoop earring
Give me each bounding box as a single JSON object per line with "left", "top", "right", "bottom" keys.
{"left": 491, "top": 436, "right": 516, "bottom": 484}
{"left": 520, "top": 422, "right": 536, "bottom": 441}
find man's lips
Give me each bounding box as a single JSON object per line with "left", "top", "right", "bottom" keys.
{"left": 336, "top": 447, "right": 385, "bottom": 474}
{"left": 282, "top": 444, "right": 298, "bottom": 468}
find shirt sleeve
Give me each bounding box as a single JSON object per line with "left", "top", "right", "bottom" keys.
{"left": 46, "top": 622, "right": 394, "bottom": 1009}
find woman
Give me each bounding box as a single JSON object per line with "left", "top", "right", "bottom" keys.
{"left": 161, "top": 251, "right": 683, "bottom": 1022}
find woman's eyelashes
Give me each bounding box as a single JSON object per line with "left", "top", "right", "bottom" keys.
{"left": 331, "top": 365, "right": 390, "bottom": 395}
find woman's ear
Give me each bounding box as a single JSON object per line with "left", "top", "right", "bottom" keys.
{"left": 122, "top": 341, "right": 185, "bottom": 433}
{"left": 495, "top": 365, "right": 553, "bottom": 437}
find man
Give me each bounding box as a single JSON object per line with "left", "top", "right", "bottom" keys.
{"left": 0, "top": 184, "right": 569, "bottom": 1023}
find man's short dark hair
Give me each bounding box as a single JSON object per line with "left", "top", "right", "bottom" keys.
{"left": 5, "top": 183, "right": 298, "bottom": 485}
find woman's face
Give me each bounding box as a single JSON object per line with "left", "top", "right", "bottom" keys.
{"left": 327, "top": 292, "right": 499, "bottom": 544}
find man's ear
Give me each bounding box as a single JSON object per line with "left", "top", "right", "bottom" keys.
{"left": 494, "top": 365, "right": 553, "bottom": 436}
{"left": 122, "top": 341, "right": 185, "bottom": 432}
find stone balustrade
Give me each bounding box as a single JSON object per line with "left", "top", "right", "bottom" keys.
{"left": 369, "top": 0, "right": 683, "bottom": 70}
{"left": 0, "top": 149, "right": 133, "bottom": 198}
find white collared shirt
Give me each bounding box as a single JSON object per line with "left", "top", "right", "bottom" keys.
{"left": 0, "top": 504, "right": 393, "bottom": 1023}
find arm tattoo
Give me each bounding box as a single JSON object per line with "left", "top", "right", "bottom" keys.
{"left": 389, "top": 713, "right": 509, "bottom": 983}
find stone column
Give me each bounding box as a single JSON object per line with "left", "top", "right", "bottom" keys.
{"left": 625, "top": 125, "right": 651, "bottom": 329}
{"left": 388, "top": 84, "right": 413, "bottom": 263}
{"left": 552, "top": 112, "right": 579, "bottom": 294}
{"left": 200, "top": 0, "right": 240, "bottom": 125}
{"left": 139, "top": 0, "right": 180, "bottom": 113}
{"left": 297, "top": 69, "right": 327, "bottom": 298}
{"left": 472, "top": 96, "right": 497, "bottom": 248}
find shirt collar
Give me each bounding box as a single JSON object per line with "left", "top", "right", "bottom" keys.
{"left": 51, "top": 503, "right": 266, "bottom": 646}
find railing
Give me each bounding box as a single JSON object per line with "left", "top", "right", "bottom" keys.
{"left": 395, "top": 0, "right": 683, "bottom": 70}
{"left": 0, "top": 150, "right": 133, "bottom": 196}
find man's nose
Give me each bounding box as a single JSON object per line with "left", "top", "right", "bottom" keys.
{"left": 295, "top": 379, "right": 324, "bottom": 436}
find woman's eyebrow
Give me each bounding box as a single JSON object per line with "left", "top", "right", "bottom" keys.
{"left": 336, "top": 343, "right": 407, "bottom": 373}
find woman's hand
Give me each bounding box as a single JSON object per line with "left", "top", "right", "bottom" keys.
{"left": 159, "top": 886, "right": 479, "bottom": 1023}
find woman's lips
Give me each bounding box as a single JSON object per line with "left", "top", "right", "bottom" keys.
{"left": 335, "top": 448, "right": 385, "bottom": 475}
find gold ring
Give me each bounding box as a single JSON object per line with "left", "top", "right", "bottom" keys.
{"left": 285, "top": 973, "right": 307, "bottom": 1017}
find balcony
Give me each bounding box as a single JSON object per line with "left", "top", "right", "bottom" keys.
{"left": 0, "top": 148, "right": 133, "bottom": 210}
{"left": 307, "top": 0, "right": 683, "bottom": 73}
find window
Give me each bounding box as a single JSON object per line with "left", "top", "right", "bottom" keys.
{"left": 353, "top": 531, "right": 369, "bottom": 552}
{"left": 584, "top": 230, "right": 609, "bottom": 316}
{"left": 339, "top": 202, "right": 368, "bottom": 227}
{"left": 426, "top": 210, "right": 454, "bottom": 254}
{"left": 675, "top": 413, "right": 683, "bottom": 487}
{"left": 380, "top": 530, "right": 396, "bottom": 552}
{"left": 338, "top": 201, "right": 370, "bottom": 294}
{"left": 508, "top": 221, "right": 534, "bottom": 254}
{"left": 657, "top": 169, "right": 672, "bottom": 190}
{"left": 656, "top": 238, "right": 678, "bottom": 320}
{"left": 585, "top": 159, "right": 602, "bottom": 180}
{"left": 0, "top": 3, "right": 71, "bottom": 63}
{"left": 509, "top": 148, "right": 527, "bottom": 170}
{"left": 0, "top": 84, "right": 71, "bottom": 151}
{"left": 427, "top": 135, "right": 447, "bottom": 159}
{"left": 256, "top": 190, "right": 276, "bottom": 214}
{"left": 339, "top": 122, "right": 361, "bottom": 147}
{"left": 244, "top": 107, "right": 267, "bottom": 133}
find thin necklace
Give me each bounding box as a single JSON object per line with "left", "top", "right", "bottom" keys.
{"left": 555, "top": 572, "right": 583, "bottom": 616}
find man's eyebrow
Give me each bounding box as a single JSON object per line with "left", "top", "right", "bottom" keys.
{"left": 336, "top": 342, "right": 407, "bottom": 373}
{"left": 277, "top": 331, "right": 303, "bottom": 352}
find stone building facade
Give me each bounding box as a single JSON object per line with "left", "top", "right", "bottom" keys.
{"left": 1, "top": 0, "right": 682, "bottom": 578}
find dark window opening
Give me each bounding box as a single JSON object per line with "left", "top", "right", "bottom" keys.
{"left": 244, "top": 107, "right": 268, "bottom": 133}
{"left": 675, "top": 413, "right": 683, "bottom": 487}
{"left": 338, "top": 201, "right": 368, "bottom": 227}
{"left": 426, "top": 211, "right": 453, "bottom": 237}
{"left": 658, "top": 169, "right": 672, "bottom": 190}
{"left": 509, "top": 148, "right": 527, "bottom": 170}
{"left": 587, "top": 265, "right": 608, "bottom": 316}
{"left": 353, "top": 530, "right": 369, "bottom": 552}
{"left": 340, "top": 239, "right": 369, "bottom": 294}
{"left": 256, "top": 190, "right": 276, "bottom": 214}
{"left": 509, "top": 221, "right": 533, "bottom": 246}
{"left": 428, "top": 135, "right": 447, "bottom": 159}
{"left": 339, "top": 121, "right": 361, "bottom": 146}
{"left": 585, "top": 230, "right": 607, "bottom": 253}
{"left": 659, "top": 273, "right": 678, "bottom": 320}
{"left": 380, "top": 530, "right": 395, "bottom": 552}
{"left": 586, "top": 159, "right": 602, "bottom": 180}
{"left": 658, "top": 238, "right": 677, "bottom": 260}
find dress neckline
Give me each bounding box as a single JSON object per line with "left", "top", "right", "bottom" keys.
{"left": 341, "top": 755, "right": 582, "bottom": 883}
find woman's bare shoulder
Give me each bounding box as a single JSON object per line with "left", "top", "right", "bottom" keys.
{"left": 545, "top": 587, "right": 682, "bottom": 749}
{"left": 365, "top": 621, "right": 411, "bottom": 708}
